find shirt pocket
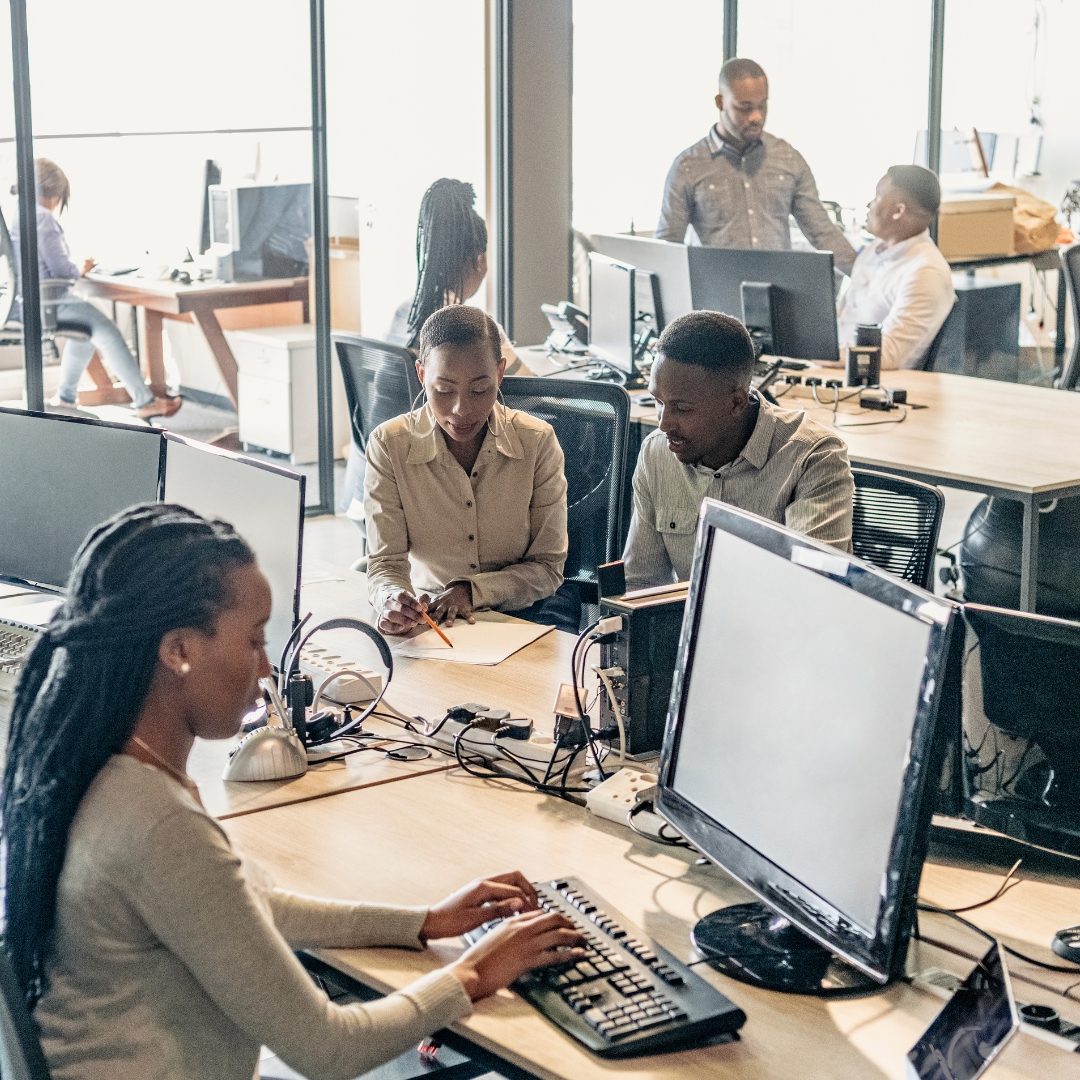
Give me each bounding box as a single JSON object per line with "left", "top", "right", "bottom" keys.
{"left": 763, "top": 166, "right": 798, "bottom": 221}
{"left": 654, "top": 506, "right": 698, "bottom": 537}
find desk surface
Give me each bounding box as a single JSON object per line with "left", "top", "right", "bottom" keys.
{"left": 525, "top": 348, "right": 1080, "bottom": 497}
{"left": 82, "top": 273, "right": 309, "bottom": 313}
{"left": 225, "top": 769, "right": 1080, "bottom": 1080}
{"left": 188, "top": 563, "right": 580, "bottom": 818}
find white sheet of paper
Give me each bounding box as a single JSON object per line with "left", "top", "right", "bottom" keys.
{"left": 391, "top": 613, "right": 554, "bottom": 665}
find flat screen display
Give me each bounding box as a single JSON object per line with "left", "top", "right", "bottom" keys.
{"left": 0, "top": 409, "right": 162, "bottom": 589}
{"left": 906, "top": 942, "right": 1018, "bottom": 1080}
{"left": 589, "top": 253, "right": 634, "bottom": 374}
{"left": 163, "top": 437, "right": 303, "bottom": 665}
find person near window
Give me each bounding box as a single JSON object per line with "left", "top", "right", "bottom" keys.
{"left": 623, "top": 311, "right": 855, "bottom": 590}
{"left": 366, "top": 304, "right": 579, "bottom": 635}
{"left": 10, "top": 158, "right": 181, "bottom": 419}
{"left": 656, "top": 58, "right": 857, "bottom": 275}
{"left": 340, "top": 178, "right": 528, "bottom": 524}
{"left": 835, "top": 165, "right": 955, "bottom": 371}
{"left": 3, "top": 503, "right": 583, "bottom": 1080}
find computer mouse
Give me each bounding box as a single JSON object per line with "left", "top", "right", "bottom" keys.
{"left": 222, "top": 726, "right": 307, "bottom": 782}
{"left": 1052, "top": 926, "right": 1080, "bottom": 965}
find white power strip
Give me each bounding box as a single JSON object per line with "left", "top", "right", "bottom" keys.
{"left": 585, "top": 767, "right": 667, "bottom": 838}
{"left": 298, "top": 645, "right": 383, "bottom": 705}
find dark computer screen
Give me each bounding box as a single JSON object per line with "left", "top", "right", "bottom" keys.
{"left": 234, "top": 183, "right": 311, "bottom": 281}
{"left": 162, "top": 435, "right": 304, "bottom": 666}
{"left": 0, "top": 408, "right": 163, "bottom": 589}
{"left": 588, "top": 253, "right": 635, "bottom": 376}
{"left": 656, "top": 499, "right": 955, "bottom": 982}
{"left": 686, "top": 248, "right": 840, "bottom": 361}
{"left": 959, "top": 603, "right": 1080, "bottom": 853}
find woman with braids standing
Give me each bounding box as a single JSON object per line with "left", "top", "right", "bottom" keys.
{"left": 2, "top": 503, "right": 582, "bottom": 1080}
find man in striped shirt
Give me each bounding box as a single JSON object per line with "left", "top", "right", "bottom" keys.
{"left": 623, "top": 312, "right": 855, "bottom": 590}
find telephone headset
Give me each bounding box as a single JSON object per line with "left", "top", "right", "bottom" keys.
{"left": 278, "top": 615, "right": 394, "bottom": 746}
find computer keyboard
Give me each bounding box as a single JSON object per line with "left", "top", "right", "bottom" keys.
{"left": 464, "top": 876, "right": 745, "bottom": 1058}
{"left": 0, "top": 616, "right": 41, "bottom": 693}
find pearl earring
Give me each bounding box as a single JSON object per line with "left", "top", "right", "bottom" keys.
{"left": 179, "top": 662, "right": 191, "bottom": 675}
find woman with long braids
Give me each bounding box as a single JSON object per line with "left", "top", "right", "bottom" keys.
{"left": 385, "top": 177, "right": 523, "bottom": 371}
{"left": 2, "top": 503, "right": 582, "bottom": 1080}
{"left": 342, "top": 179, "right": 527, "bottom": 524}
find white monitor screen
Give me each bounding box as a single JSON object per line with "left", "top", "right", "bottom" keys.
{"left": 163, "top": 438, "right": 302, "bottom": 664}
{"left": 670, "top": 528, "right": 933, "bottom": 934}
{"left": 589, "top": 253, "right": 634, "bottom": 374}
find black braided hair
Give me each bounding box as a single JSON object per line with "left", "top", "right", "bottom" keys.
{"left": 405, "top": 178, "right": 488, "bottom": 348}
{"left": 2, "top": 503, "right": 254, "bottom": 1008}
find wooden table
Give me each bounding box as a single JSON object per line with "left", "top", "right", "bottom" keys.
{"left": 187, "top": 561, "right": 580, "bottom": 819}
{"left": 225, "top": 769, "right": 1080, "bottom": 1080}
{"left": 524, "top": 351, "right": 1080, "bottom": 612}
{"left": 81, "top": 274, "right": 309, "bottom": 409}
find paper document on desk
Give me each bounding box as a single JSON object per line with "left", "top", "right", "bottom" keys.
{"left": 391, "top": 611, "right": 553, "bottom": 665}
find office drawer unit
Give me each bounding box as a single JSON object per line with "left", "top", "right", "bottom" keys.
{"left": 234, "top": 325, "right": 349, "bottom": 465}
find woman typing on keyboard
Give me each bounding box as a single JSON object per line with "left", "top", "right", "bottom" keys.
{"left": 2, "top": 504, "right": 583, "bottom": 1080}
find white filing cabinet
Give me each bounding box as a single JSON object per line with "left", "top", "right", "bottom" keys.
{"left": 234, "top": 325, "right": 349, "bottom": 465}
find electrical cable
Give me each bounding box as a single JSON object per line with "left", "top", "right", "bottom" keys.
{"left": 627, "top": 800, "right": 695, "bottom": 848}
{"left": 933, "top": 858, "right": 1023, "bottom": 914}
{"left": 917, "top": 904, "right": 1080, "bottom": 972}
{"left": 833, "top": 404, "right": 908, "bottom": 429}
{"left": 593, "top": 665, "right": 626, "bottom": 763}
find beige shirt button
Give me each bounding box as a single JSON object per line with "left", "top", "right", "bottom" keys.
{"left": 466, "top": 500, "right": 473, "bottom": 508}
{"left": 469, "top": 563, "right": 477, "bottom": 570}
{"left": 468, "top": 534, "right": 474, "bottom": 541}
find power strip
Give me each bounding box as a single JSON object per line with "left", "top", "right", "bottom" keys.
{"left": 427, "top": 716, "right": 592, "bottom": 776}
{"left": 585, "top": 767, "right": 658, "bottom": 824}
{"left": 297, "top": 645, "right": 383, "bottom": 705}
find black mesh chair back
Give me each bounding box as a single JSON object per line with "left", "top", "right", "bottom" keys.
{"left": 0, "top": 945, "right": 52, "bottom": 1079}
{"left": 499, "top": 377, "right": 630, "bottom": 592}
{"left": 851, "top": 469, "right": 945, "bottom": 591}
{"left": 332, "top": 333, "right": 422, "bottom": 450}
{"left": 1057, "top": 243, "right": 1080, "bottom": 390}
{"left": 921, "top": 299, "right": 957, "bottom": 371}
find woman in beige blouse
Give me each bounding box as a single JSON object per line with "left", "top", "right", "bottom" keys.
{"left": 365, "top": 304, "right": 576, "bottom": 635}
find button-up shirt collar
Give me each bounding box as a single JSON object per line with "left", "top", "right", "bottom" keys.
{"left": 405, "top": 401, "right": 523, "bottom": 466}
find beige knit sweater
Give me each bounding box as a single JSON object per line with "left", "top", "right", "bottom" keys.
{"left": 35, "top": 755, "right": 473, "bottom": 1080}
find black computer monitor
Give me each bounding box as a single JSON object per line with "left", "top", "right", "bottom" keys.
{"left": 0, "top": 408, "right": 164, "bottom": 590}
{"left": 592, "top": 234, "right": 693, "bottom": 325}
{"left": 655, "top": 499, "right": 958, "bottom": 994}
{"left": 162, "top": 434, "right": 304, "bottom": 666}
{"left": 588, "top": 253, "right": 646, "bottom": 388}
{"left": 959, "top": 603, "right": 1080, "bottom": 855}
{"left": 686, "top": 248, "right": 840, "bottom": 362}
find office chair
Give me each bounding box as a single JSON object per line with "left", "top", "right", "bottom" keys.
{"left": 851, "top": 469, "right": 945, "bottom": 591}
{"left": 920, "top": 300, "right": 958, "bottom": 372}
{"left": 0, "top": 946, "right": 52, "bottom": 1079}
{"left": 333, "top": 333, "right": 421, "bottom": 568}
{"left": 1056, "top": 242, "right": 1080, "bottom": 391}
{"left": 499, "top": 377, "right": 631, "bottom": 617}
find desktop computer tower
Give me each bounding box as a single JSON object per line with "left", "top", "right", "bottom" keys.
{"left": 598, "top": 588, "right": 688, "bottom": 758}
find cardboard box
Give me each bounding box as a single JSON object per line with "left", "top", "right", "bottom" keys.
{"left": 938, "top": 192, "right": 1016, "bottom": 260}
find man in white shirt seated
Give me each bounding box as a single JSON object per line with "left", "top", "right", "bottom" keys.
{"left": 836, "top": 165, "right": 955, "bottom": 371}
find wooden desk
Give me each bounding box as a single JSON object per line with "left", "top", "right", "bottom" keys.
{"left": 523, "top": 354, "right": 1080, "bottom": 612}
{"left": 224, "top": 770, "right": 1080, "bottom": 1080}
{"left": 788, "top": 370, "right": 1080, "bottom": 611}
{"left": 187, "top": 562, "right": 581, "bottom": 818}
{"left": 81, "top": 274, "right": 309, "bottom": 409}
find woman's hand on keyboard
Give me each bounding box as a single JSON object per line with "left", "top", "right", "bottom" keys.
{"left": 422, "top": 871, "right": 539, "bottom": 940}
{"left": 450, "top": 909, "right": 585, "bottom": 1001}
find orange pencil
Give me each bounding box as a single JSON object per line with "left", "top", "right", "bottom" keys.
{"left": 421, "top": 608, "right": 454, "bottom": 648}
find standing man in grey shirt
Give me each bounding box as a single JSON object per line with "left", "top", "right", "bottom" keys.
{"left": 656, "top": 58, "right": 857, "bottom": 275}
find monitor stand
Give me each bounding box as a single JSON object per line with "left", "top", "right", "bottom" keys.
{"left": 692, "top": 902, "right": 885, "bottom": 997}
